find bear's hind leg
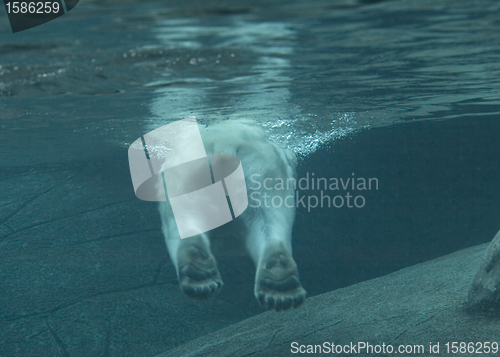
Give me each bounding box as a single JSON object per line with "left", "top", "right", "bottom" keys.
{"left": 169, "top": 234, "right": 223, "bottom": 300}
{"left": 254, "top": 241, "right": 306, "bottom": 311}
{"left": 243, "top": 208, "right": 306, "bottom": 311}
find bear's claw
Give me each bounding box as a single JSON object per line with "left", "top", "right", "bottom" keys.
{"left": 256, "top": 282, "right": 306, "bottom": 311}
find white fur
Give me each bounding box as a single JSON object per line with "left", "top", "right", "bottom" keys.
{"left": 158, "top": 119, "right": 306, "bottom": 310}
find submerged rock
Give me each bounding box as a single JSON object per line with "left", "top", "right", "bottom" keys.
{"left": 157, "top": 243, "right": 500, "bottom": 357}
{"left": 468, "top": 230, "right": 500, "bottom": 311}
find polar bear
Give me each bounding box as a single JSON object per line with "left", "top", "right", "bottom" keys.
{"left": 158, "top": 119, "right": 306, "bottom": 311}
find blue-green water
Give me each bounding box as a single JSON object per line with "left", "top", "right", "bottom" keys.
{"left": 2, "top": 0, "right": 500, "bottom": 166}
{"left": 1, "top": 0, "right": 499, "bottom": 356}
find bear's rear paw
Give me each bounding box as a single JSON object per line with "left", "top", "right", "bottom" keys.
{"left": 178, "top": 244, "right": 223, "bottom": 300}
{"left": 255, "top": 251, "right": 306, "bottom": 311}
